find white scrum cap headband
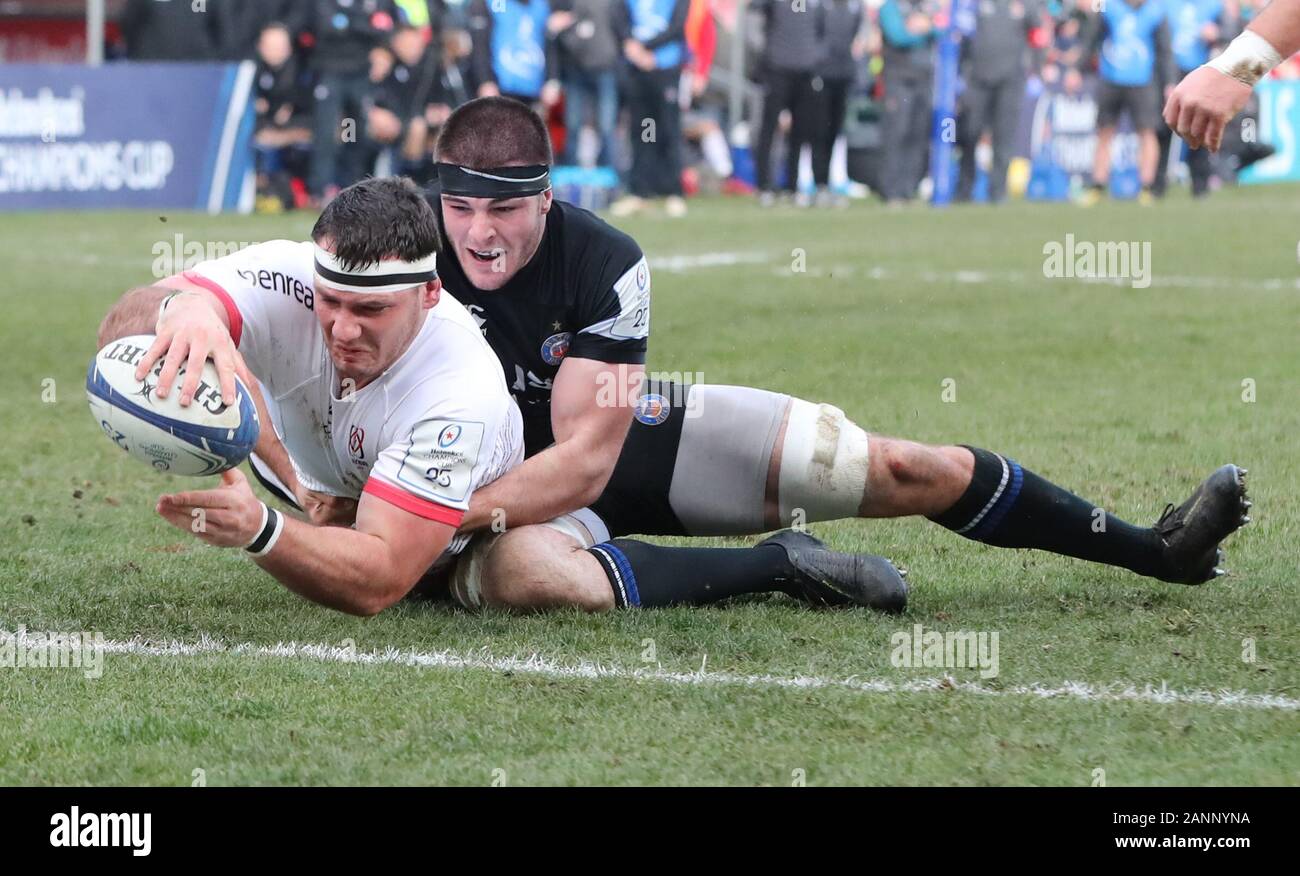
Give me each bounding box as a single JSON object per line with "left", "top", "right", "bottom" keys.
{"left": 313, "top": 244, "right": 438, "bottom": 294}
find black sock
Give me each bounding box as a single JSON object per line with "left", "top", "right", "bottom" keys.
{"left": 928, "top": 446, "right": 1167, "bottom": 578}
{"left": 587, "top": 539, "right": 798, "bottom": 608}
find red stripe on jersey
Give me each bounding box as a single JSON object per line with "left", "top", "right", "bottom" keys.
{"left": 363, "top": 477, "right": 465, "bottom": 527}
{"left": 182, "top": 270, "right": 244, "bottom": 347}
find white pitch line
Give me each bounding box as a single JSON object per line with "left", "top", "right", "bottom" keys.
{"left": 47, "top": 633, "right": 1299, "bottom": 712}
{"left": 648, "top": 252, "right": 771, "bottom": 272}
{"left": 785, "top": 263, "right": 1300, "bottom": 292}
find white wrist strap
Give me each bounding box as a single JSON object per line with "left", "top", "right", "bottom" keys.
{"left": 250, "top": 510, "right": 285, "bottom": 557}
{"left": 1208, "top": 29, "right": 1284, "bottom": 88}
{"left": 242, "top": 502, "right": 269, "bottom": 550}
{"left": 243, "top": 502, "right": 287, "bottom": 557}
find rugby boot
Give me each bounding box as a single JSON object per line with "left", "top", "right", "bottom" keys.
{"left": 1153, "top": 464, "right": 1252, "bottom": 584}
{"left": 759, "top": 529, "right": 908, "bottom": 613}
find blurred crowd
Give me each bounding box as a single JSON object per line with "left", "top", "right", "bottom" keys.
{"left": 112, "top": 0, "right": 1291, "bottom": 211}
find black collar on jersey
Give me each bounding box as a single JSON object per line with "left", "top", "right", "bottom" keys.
{"left": 436, "top": 163, "right": 551, "bottom": 199}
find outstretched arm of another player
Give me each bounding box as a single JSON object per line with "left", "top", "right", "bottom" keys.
{"left": 156, "top": 469, "right": 453, "bottom": 616}
{"left": 1165, "top": 0, "right": 1300, "bottom": 151}
{"left": 460, "top": 357, "right": 638, "bottom": 531}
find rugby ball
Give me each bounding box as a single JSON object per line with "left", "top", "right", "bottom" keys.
{"left": 86, "top": 334, "right": 259, "bottom": 476}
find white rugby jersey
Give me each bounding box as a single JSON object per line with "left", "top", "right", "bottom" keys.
{"left": 184, "top": 240, "right": 523, "bottom": 555}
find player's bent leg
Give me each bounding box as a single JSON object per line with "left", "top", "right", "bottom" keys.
{"left": 857, "top": 438, "right": 974, "bottom": 518}
{"left": 453, "top": 515, "right": 615, "bottom": 613}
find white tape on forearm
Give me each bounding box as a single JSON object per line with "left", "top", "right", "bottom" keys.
{"left": 1208, "top": 29, "right": 1284, "bottom": 88}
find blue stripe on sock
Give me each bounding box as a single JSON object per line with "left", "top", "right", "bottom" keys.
{"left": 969, "top": 459, "right": 1024, "bottom": 541}
{"left": 591, "top": 542, "right": 641, "bottom": 608}
{"left": 606, "top": 543, "right": 640, "bottom": 608}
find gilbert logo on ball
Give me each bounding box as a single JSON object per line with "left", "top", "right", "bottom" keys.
{"left": 86, "top": 334, "right": 259, "bottom": 476}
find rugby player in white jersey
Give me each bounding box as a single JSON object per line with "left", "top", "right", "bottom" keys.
{"left": 94, "top": 178, "right": 524, "bottom": 616}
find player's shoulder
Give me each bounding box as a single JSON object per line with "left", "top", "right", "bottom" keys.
{"left": 428, "top": 288, "right": 494, "bottom": 348}
{"left": 549, "top": 199, "right": 647, "bottom": 307}
{"left": 188, "top": 239, "right": 315, "bottom": 289}
{"left": 552, "top": 199, "right": 644, "bottom": 273}
{"left": 390, "top": 306, "right": 514, "bottom": 435}
{"left": 204, "top": 239, "right": 313, "bottom": 272}
{"left": 402, "top": 294, "right": 509, "bottom": 397}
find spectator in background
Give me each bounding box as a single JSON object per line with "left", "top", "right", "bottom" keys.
{"left": 549, "top": 0, "right": 621, "bottom": 166}
{"left": 811, "top": 0, "right": 868, "bottom": 208}
{"left": 121, "top": 0, "right": 217, "bottom": 60}
{"left": 610, "top": 0, "right": 693, "bottom": 218}
{"left": 1157, "top": 0, "right": 1224, "bottom": 197}
{"left": 1076, "top": 0, "right": 1175, "bottom": 205}
{"left": 306, "top": 0, "right": 400, "bottom": 203}
{"left": 956, "top": 0, "right": 1047, "bottom": 204}
{"left": 213, "top": 0, "right": 309, "bottom": 61}
{"left": 467, "top": 0, "right": 559, "bottom": 105}
{"left": 369, "top": 24, "right": 453, "bottom": 181}
{"left": 680, "top": 0, "right": 737, "bottom": 189}
{"left": 253, "top": 22, "right": 314, "bottom": 211}
{"left": 878, "top": 0, "right": 940, "bottom": 205}
{"left": 750, "top": 0, "right": 825, "bottom": 207}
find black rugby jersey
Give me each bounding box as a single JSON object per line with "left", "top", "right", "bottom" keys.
{"left": 428, "top": 185, "right": 651, "bottom": 455}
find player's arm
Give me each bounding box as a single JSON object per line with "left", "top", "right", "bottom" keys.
{"left": 157, "top": 470, "right": 451, "bottom": 616}
{"left": 97, "top": 275, "right": 304, "bottom": 509}
{"left": 461, "top": 357, "right": 637, "bottom": 530}
{"left": 1241, "top": 0, "right": 1300, "bottom": 58}
{"left": 1165, "top": 0, "right": 1300, "bottom": 150}
{"left": 97, "top": 274, "right": 236, "bottom": 405}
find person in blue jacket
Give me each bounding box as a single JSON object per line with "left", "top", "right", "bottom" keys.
{"left": 1076, "top": 0, "right": 1177, "bottom": 204}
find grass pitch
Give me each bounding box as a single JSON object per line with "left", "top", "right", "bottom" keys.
{"left": 1, "top": 186, "right": 1297, "bottom": 785}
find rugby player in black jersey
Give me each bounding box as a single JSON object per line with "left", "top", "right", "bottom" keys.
{"left": 405, "top": 97, "right": 1251, "bottom": 613}
{"left": 215, "top": 99, "right": 1248, "bottom": 614}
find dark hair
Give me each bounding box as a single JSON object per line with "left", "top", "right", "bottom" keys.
{"left": 310, "top": 177, "right": 440, "bottom": 272}
{"left": 435, "top": 96, "right": 553, "bottom": 168}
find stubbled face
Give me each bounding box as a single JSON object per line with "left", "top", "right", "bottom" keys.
{"left": 313, "top": 242, "right": 440, "bottom": 388}
{"left": 439, "top": 190, "right": 551, "bottom": 291}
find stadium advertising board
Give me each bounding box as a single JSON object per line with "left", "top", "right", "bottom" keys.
{"left": 1239, "top": 78, "right": 1300, "bottom": 184}
{"left": 0, "top": 62, "right": 255, "bottom": 212}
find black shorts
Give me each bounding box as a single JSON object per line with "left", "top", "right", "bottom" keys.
{"left": 588, "top": 379, "right": 691, "bottom": 538}
{"left": 1096, "top": 80, "right": 1160, "bottom": 132}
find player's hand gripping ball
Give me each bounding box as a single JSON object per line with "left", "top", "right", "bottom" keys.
{"left": 87, "top": 334, "right": 259, "bottom": 476}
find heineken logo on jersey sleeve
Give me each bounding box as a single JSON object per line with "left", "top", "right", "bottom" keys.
{"left": 394, "top": 419, "right": 485, "bottom": 505}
